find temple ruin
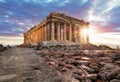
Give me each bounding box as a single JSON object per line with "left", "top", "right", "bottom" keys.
{"left": 24, "top": 12, "right": 90, "bottom": 46}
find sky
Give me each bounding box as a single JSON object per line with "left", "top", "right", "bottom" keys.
{"left": 0, "top": 0, "right": 120, "bottom": 48}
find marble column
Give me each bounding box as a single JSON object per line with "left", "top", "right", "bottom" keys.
{"left": 86, "top": 27, "right": 89, "bottom": 44}
{"left": 72, "top": 25, "right": 75, "bottom": 42}
{"left": 46, "top": 24, "right": 48, "bottom": 40}
{"left": 43, "top": 26, "right": 45, "bottom": 41}
{"left": 41, "top": 27, "right": 42, "bottom": 41}
{"left": 63, "top": 23, "right": 66, "bottom": 41}
{"left": 74, "top": 26, "right": 77, "bottom": 42}
{"left": 45, "top": 24, "right": 48, "bottom": 40}
{"left": 44, "top": 25, "right": 46, "bottom": 41}
{"left": 79, "top": 25, "right": 83, "bottom": 43}
{"left": 78, "top": 27, "right": 80, "bottom": 43}
{"left": 57, "top": 22, "right": 60, "bottom": 41}
{"left": 47, "top": 23, "right": 50, "bottom": 40}
{"left": 43, "top": 26, "right": 44, "bottom": 41}
{"left": 51, "top": 21, "right": 55, "bottom": 40}
{"left": 69, "top": 24, "right": 72, "bottom": 41}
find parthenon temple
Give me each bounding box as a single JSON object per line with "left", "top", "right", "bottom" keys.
{"left": 24, "top": 12, "right": 90, "bottom": 46}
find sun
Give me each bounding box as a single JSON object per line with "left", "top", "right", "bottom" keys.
{"left": 80, "top": 26, "right": 97, "bottom": 43}
{"left": 89, "top": 26, "right": 99, "bottom": 44}
{"left": 80, "top": 28, "right": 89, "bottom": 43}
{"left": 81, "top": 28, "right": 89, "bottom": 36}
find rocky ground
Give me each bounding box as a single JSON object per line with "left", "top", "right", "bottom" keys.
{"left": 0, "top": 47, "right": 60, "bottom": 82}
{"left": 0, "top": 47, "right": 120, "bottom": 82}
{"left": 0, "top": 44, "right": 7, "bottom": 51}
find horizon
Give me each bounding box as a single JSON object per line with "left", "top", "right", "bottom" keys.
{"left": 0, "top": 0, "right": 120, "bottom": 48}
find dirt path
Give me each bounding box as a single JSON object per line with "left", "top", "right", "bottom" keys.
{"left": 0, "top": 47, "right": 59, "bottom": 82}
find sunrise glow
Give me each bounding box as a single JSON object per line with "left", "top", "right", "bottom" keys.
{"left": 89, "top": 26, "right": 98, "bottom": 43}
{"left": 81, "top": 28, "right": 89, "bottom": 36}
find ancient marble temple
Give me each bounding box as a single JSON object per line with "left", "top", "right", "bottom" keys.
{"left": 24, "top": 12, "right": 89, "bottom": 45}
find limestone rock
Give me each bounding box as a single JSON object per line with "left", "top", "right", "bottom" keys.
{"left": 110, "top": 79, "right": 120, "bottom": 82}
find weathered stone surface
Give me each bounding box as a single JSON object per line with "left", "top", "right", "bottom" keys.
{"left": 1, "top": 46, "right": 120, "bottom": 82}
{"left": 99, "top": 63, "right": 120, "bottom": 81}
{"left": 0, "top": 74, "right": 17, "bottom": 81}
{"left": 110, "top": 79, "right": 120, "bottom": 82}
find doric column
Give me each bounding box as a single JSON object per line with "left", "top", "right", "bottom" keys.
{"left": 40, "top": 28, "right": 42, "bottom": 41}
{"left": 86, "top": 27, "right": 89, "bottom": 44}
{"left": 45, "top": 25, "right": 47, "bottom": 40}
{"left": 51, "top": 21, "right": 55, "bottom": 40}
{"left": 41, "top": 27, "right": 43, "bottom": 41}
{"left": 57, "top": 22, "right": 60, "bottom": 41}
{"left": 74, "top": 26, "right": 77, "bottom": 42}
{"left": 47, "top": 23, "right": 50, "bottom": 40}
{"left": 42, "top": 26, "right": 44, "bottom": 41}
{"left": 42, "top": 27, "right": 43, "bottom": 41}
{"left": 72, "top": 25, "right": 75, "bottom": 42}
{"left": 79, "top": 25, "right": 83, "bottom": 43}
{"left": 78, "top": 27, "right": 80, "bottom": 43}
{"left": 43, "top": 26, "right": 44, "bottom": 41}
{"left": 44, "top": 25, "right": 46, "bottom": 41}
{"left": 46, "top": 24, "right": 48, "bottom": 40}
{"left": 72, "top": 25, "right": 76, "bottom": 42}
{"left": 39, "top": 28, "right": 41, "bottom": 41}
{"left": 45, "top": 24, "right": 48, "bottom": 40}
{"left": 69, "top": 24, "right": 72, "bottom": 41}
{"left": 63, "top": 23, "right": 66, "bottom": 41}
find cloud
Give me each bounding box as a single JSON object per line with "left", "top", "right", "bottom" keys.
{"left": 0, "top": 0, "right": 92, "bottom": 36}
{"left": 0, "top": 0, "right": 6, "bottom": 3}
{"left": 86, "top": 0, "right": 120, "bottom": 33}
{"left": 0, "top": 0, "right": 120, "bottom": 46}
{"left": 0, "top": 35, "right": 23, "bottom": 46}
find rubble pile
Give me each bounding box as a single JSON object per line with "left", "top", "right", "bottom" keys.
{"left": 36, "top": 46, "right": 120, "bottom": 82}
